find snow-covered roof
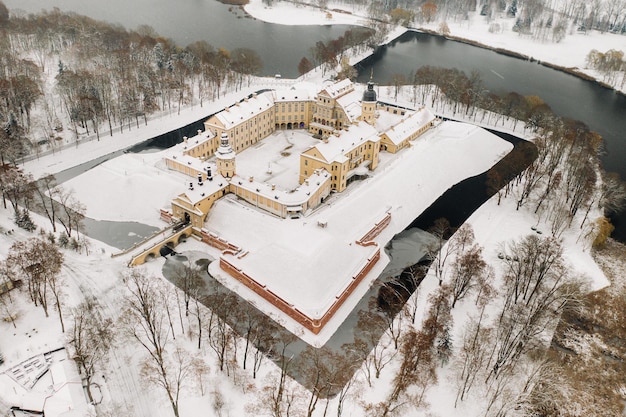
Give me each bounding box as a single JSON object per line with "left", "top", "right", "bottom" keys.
{"left": 44, "top": 360, "right": 88, "bottom": 417}
{"left": 335, "top": 89, "right": 363, "bottom": 123}
{"left": 382, "top": 107, "right": 436, "bottom": 145}
{"left": 306, "top": 121, "right": 379, "bottom": 163}
{"left": 321, "top": 78, "right": 354, "bottom": 99}
{"left": 165, "top": 153, "right": 206, "bottom": 172}
{"left": 374, "top": 107, "right": 407, "bottom": 133}
{"left": 211, "top": 92, "right": 275, "bottom": 129}
{"left": 175, "top": 172, "right": 229, "bottom": 206}
{"left": 1, "top": 353, "right": 89, "bottom": 417}
{"left": 183, "top": 130, "right": 215, "bottom": 154}
{"left": 231, "top": 168, "right": 330, "bottom": 206}
{"left": 272, "top": 89, "right": 314, "bottom": 102}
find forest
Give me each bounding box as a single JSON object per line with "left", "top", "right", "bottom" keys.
{"left": 0, "top": 1, "right": 373, "bottom": 165}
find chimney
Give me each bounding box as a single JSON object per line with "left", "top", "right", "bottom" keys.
{"left": 189, "top": 182, "right": 194, "bottom": 190}
{"left": 249, "top": 176, "right": 254, "bottom": 182}
{"left": 183, "top": 136, "right": 188, "bottom": 143}
{"left": 197, "top": 129, "right": 202, "bottom": 135}
{"left": 271, "top": 184, "right": 276, "bottom": 191}
{"left": 207, "top": 167, "right": 213, "bottom": 181}
{"left": 197, "top": 173, "right": 203, "bottom": 186}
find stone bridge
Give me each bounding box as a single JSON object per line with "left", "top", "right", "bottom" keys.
{"left": 128, "top": 224, "right": 194, "bottom": 266}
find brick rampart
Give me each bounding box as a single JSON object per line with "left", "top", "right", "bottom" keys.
{"left": 214, "top": 212, "right": 390, "bottom": 335}
{"left": 199, "top": 229, "right": 241, "bottom": 252}
{"left": 357, "top": 212, "right": 391, "bottom": 244}
{"left": 220, "top": 247, "right": 380, "bottom": 335}
{"left": 160, "top": 209, "right": 175, "bottom": 223}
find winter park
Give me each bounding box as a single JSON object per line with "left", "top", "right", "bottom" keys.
{"left": 0, "top": 0, "right": 626, "bottom": 416}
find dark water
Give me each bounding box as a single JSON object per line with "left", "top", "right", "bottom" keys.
{"left": 409, "top": 129, "right": 532, "bottom": 231}
{"left": 356, "top": 31, "right": 626, "bottom": 241}
{"left": 3, "top": 0, "right": 357, "bottom": 78}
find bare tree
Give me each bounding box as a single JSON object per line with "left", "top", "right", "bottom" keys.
{"left": 68, "top": 299, "right": 115, "bottom": 403}
{"left": 378, "top": 285, "right": 452, "bottom": 416}
{"left": 380, "top": 329, "right": 437, "bottom": 417}
{"left": 0, "top": 262, "right": 17, "bottom": 328}
{"left": 33, "top": 174, "right": 59, "bottom": 232}
{"left": 6, "top": 238, "right": 63, "bottom": 320}
{"left": 206, "top": 289, "right": 236, "bottom": 373}
{"left": 237, "top": 301, "right": 261, "bottom": 371}
{"left": 454, "top": 309, "right": 492, "bottom": 406}
{"left": 251, "top": 315, "right": 276, "bottom": 379}
{"left": 261, "top": 331, "right": 299, "bottom": 417}
{"left": 121, "top": 269, "right": 183, "bottom": 417}
{"left": 426, "top": 218, "right": 456, "bottom": 284}
{"left": 140, "top": 346, "right": 194, "bottom": 417}
{"left": 0, "top": 163, "right": 34, "bottom": 214}
{"left": 598, "top": 171, "right": 626, "bottom": 215}
{"left": 47, "top": 263, "right": 66, "bottom": 332}
{"left": 450, "top": 244, "right": 486, "bottom": 308}
{"left": 56, "top": 188, "right": 85, "bottom": 238}
{"left": 354, "top": 309, "right": 396, "bottom": 384}
{"left": 297, "top": 57, "right": 313, "bottom": 77}
{"left": 171, "top": 260, "right": 205, "bottom": 318}
{"left": 488, "top": 236, "right": 584, "bottom": 382}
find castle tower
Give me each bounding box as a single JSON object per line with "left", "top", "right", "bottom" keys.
{"left": 361, "top": 74, "right": 377, "bottom": 125}
{"left": 216, "top": 132, "right": 236, "bottom": 178}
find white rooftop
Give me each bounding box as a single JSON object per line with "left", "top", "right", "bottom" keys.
{"left": 231, "top": 168, "right": 330, "bottom": 207}
{"left": 211, "top": 92, "right": 274, "bottom": 129}
{"left": 321, "top": 78, "right": 354, "bottom": 99}
{"left": 335, "top": 89, "right": 364, "bottom": 123}
{"left": 175, "top": 172, "right": 229, "bottom": 206}
{"left": 272, "top": 88, "right": 314, "bottom": 102}
{"left": 208, "top": 121, "right": 514, "bottom": 343}
{"left": 383, "top": 107, "right": 436, "bottom": 145}
{"left": 307, "top": 121, "right": 380, "bottom": 163}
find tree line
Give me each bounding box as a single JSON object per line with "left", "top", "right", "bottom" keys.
{"left": 586, "top": 48, "right": 626, "bottom": 88}
{"left": 0, "top": 2, "right": 265, "bottom": 159}
{"left": 0, "top": 2, "right": 378, "bottom": 163}
{"left": 389, "top": 64, "right": 625, "bottom": 245}
{"left": 312, "top": 0, "right": 626, "bottom": 42}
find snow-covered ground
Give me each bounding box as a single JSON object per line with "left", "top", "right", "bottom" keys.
{"left": 1, "top": 4, "right": 621, "bottom": 416}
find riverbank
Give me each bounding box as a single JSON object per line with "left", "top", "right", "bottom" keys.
{"left": 414, "top": 28, "right": 626, "bottom": 97}
{"left": 244, "top": 0, "right": 626, "bottom": 94}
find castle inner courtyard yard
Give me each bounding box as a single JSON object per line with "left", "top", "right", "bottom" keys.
{"left": 63, "top": 119, "right": 513, "bottom": 344}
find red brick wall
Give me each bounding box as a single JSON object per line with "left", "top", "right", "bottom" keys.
{"left": 358, "top": 212, "right": 391, "bottom": 245}
{"left": 199, "top": 229, "right": 241, "bottom": 252}
{"left": 220, "top": 247, "right": 380, "bottom": 335}
{"left": 213, "top": 213, "right": 390, "bottom": 335}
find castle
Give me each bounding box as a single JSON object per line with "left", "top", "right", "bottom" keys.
{"left": 146, "top": 78, "right": 512, "bottom": 339}
{"left": 161, "top": 78, "right": 435, "bottom": 227}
